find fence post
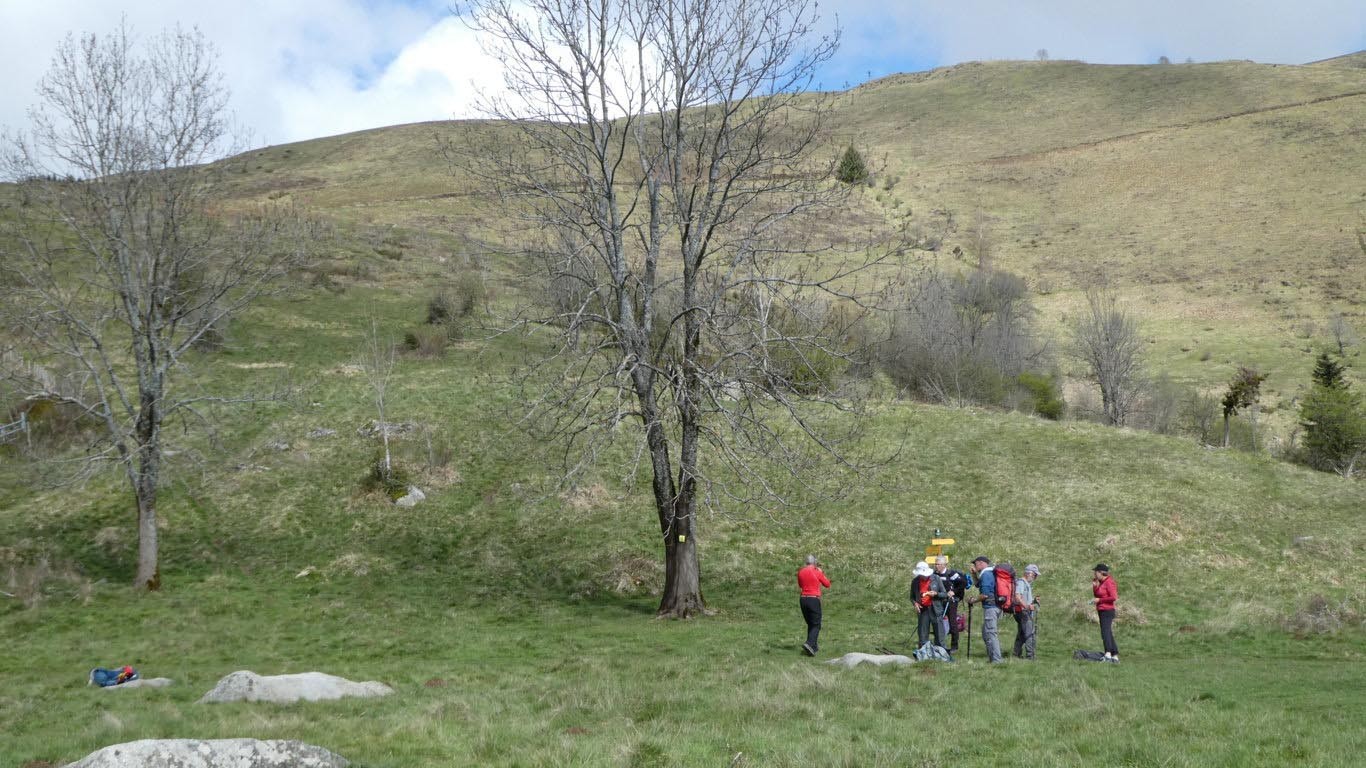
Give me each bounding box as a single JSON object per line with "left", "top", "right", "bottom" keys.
{"left": 22, "top": 411, "right": 30, "bottom": 451}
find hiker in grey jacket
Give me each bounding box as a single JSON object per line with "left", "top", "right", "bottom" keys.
{"left": 910, "top": 561, "right": 949, "bottom": 648}
{"left": 1012, "top": 564, "right": 1040, "bottom": 660}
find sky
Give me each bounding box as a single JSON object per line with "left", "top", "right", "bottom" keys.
{"left": 2, "top": 0, "right": 1363, "bottom": 147}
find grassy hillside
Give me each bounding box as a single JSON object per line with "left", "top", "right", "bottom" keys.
{"left": 2, "top": 59, "right": 1365, "bottom": 766}
{"left": 217, "top": 59, "right": 1366, "bottom": 426}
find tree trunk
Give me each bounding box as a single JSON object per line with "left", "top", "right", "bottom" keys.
{"left": 135, "top": 484, "right": 161, "bottom": 591}
{"left": 658, "top": 510, "right": 703, "bottom": 618}
{"left": 1223, "top": 413, "right": 1231, "bottom": 448}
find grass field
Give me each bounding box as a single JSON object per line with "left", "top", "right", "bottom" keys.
{"left": 3, "top": 304, "right": 1364, "bottom": 766}
{"left": 2, "top": 57, "right": 1365, "bottom": 766}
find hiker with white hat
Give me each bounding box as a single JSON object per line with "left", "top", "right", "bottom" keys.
{"left": 909, "top": 560, "right": 949, "bottom": 648}
{"left": 1012, "top": 564, "right": 1040, "bottom": 660}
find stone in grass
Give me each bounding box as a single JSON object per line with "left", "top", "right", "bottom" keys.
{"left": 101, "top": 677, "right": 174, "bottom": 690}
{"left": 825, "top": 652, "right": 914, "bottom": 669}
{"left": 394, "top": 486, "right": 425, "bottom": 507}
{"left": 62, "top": 738, "right": 349, "bottom": 768}
{"left": 198, "top": 671, "right": 393, "bottom": 704}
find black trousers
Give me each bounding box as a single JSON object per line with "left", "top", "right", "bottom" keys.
{"left": 946, "top": 600, "right": 961, "bottom": 650}
{"left": 800, "top": 596, "right": 822, "bottom": 651}
{"left": 1098, "top": 609, "right": 1118, "bottom": 655}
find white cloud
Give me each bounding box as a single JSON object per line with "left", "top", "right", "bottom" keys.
{"left": 3, "top": 1, "right": 1363, "bottom": 146}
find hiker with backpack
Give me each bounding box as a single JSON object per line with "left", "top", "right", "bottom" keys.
{"left": 1012, "top": 564, "right": 1040, "bottom": 660}
{"left": 966, "top": 556, "right": 1005, "bottom": 663}
{"left": 934, "top": 556, "right": 969, "bottom": 653}
{"left": 797, "top": 554, "right": 831, "bottom": 656}
{"left": 1091, "top": 564, "right": 1119, "bottom": 662}
{"left": 910, "top": 560, "right": 949, "bottom": 649}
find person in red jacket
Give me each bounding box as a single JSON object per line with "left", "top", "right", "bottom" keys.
{"left": 797, "top": 555, "right": 831, "bottom": 656}
{"left": 1091, "top": 564, "right": 1119, "bottom": 662}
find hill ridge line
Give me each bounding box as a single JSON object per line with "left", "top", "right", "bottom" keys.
{"left": 981, "top": 88, "right": 1366, "bottom": 165}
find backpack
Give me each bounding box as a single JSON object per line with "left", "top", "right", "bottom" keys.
{"left": 913, "top": 642, "right": 954, "bottom": 662}
{"left": 89, "top": 666, "right": 139, "bottom": 687}
{"left": 993, "top": 563, "right": 1015, "bottom": 613}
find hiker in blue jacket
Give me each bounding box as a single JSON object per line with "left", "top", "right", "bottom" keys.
{"left": 967, "top": 556, "right": 1003, "bottom": 663}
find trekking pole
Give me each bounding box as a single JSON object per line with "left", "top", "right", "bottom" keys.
{"left": 966, "top": 601, "right": 973, "bottom": 660}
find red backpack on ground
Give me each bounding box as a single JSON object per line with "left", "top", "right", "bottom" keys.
{"left": 993, "top": 563, "right": 1016, "bottom": 613}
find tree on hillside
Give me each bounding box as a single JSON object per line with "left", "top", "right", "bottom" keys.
{"left": 1220, "top": 366, "right": 1266, "bottom": 449}
{"left": 1328, "top": 313, "right": 1358, "bottom": 358}
{"left": 836, "top": 145, "right": 869, "bottom": 184}
{"left": 1070, "top": 288, "right": 1145, "bottom": 426}
{"left": 1300, "top": 353, "right": 1365, "bottom": 477}
{"left": 0, "top": 23, "right": 304, "bottom": 590}
{"left": 459, "top": 0, "right": 889, "bottom": 617}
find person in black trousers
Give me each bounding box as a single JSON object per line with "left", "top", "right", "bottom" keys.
{"left": 1092, "top": 563, "right": 1119, "bottom": 662}
{"left": 934, "top": 556, "right": 968, "bottom": 652}
{"left": 797, "top": 555, "right": 831, "bottom": 655}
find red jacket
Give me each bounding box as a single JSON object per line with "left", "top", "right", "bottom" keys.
{"left": 798, "top": 565, "right": 831, "bottom": 597}
{"left": 1093, "top": 575, "right": 1118, "bottom": 612}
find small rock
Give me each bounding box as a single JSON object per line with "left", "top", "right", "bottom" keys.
{"left": 198, "top": 671, "right": 393, "bottom": 704}
{"left": 356, "top": 420, "right": 416, "bottom": 439}
{"left": 265, "top": 440, "right": 291, "bottom": 452}
{"left": 102, "top": 678, "right": 174, "bottom": 690}
{"left": 62, "top": 738, "right": 348, "bottom": 767}
{"left": 308, "top": 428, "right": 337, "bottom": 439}
{"left": 1293, "top": 536, "right": 1315, "bottom": 546}
{"left": 395, "top": 486, "right": 426, "bottom": 507}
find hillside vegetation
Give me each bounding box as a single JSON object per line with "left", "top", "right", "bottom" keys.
{"left": 2, "top": 58, "right": 1364, "bottom": 766}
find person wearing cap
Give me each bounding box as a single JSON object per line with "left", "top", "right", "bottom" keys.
{"left": 1012, "top": 564, "right": 1040, "bottom": 660}
{"left": 910, "top": 561, "right": 949, "bottom": 648}
{"left": 966, "top": 556, "right": 1003, "bottom": 663}
{"left": 934, "top": 555, "right": 969, "bottom": 653}
{"left": 797, "top": 555, "right": 831, "bottom": 656}
{"left": 1091, "top": 564, "right": 1119, "bottom": 662}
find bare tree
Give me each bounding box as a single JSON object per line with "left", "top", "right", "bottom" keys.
{"left": 459, "top": 0, "right": 889, "bottom": 617}
{"left": 1070, "top": 288, "right": 1145, "bottom": 426}
{"left": 0, "top": 23, "right": 303, "bottom": 589}
{"left": 362, "top": 316, "right": 397, "bottom": 480}
{"left": 1328, "top": 313, "right": 1358, "bottom": 357}
{"left": 1035, "top": 49, "right": 1049, "bottom": 62}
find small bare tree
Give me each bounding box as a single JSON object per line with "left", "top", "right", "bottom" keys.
{"left": 459, "top": 0, "right": 889, "bottom": 617}
{"left": 1071, "top": 288, "right": 1145, "bottom": 426}
{"left": 0, "top": 23, "right": 303, "bottom": 589}
{"left": 1328, "top": 313, "right": 1358, "bottom": 357}
{"left": 362, "top": 316, "right": 397, "bottom": 480}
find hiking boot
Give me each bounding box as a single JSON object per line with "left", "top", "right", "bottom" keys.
{"left": 802, "top": 643, "right": 816, "bottom": 656}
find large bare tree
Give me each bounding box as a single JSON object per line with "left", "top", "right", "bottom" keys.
{"left": 0, "top": 24, "right": 302, "bottom": 589}
{"left": 460, "top": 0, "right": 888, "bottom": 616}
{"left": 1071, "top": 287, "right": 1145, "bottom": 427}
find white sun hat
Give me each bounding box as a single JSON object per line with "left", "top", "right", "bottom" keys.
{"left": 913, "top": 561, "right": 932, "bottom": 577}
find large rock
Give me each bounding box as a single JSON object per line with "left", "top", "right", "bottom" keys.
{"left": 198, "top": 671, "right": 393, "bottom": 704}
{"left": 825, "top": 652, "right": 914, "bottom": 669}
{"left": 102, "top": 677, "right": 174, "bottom": 690}
{"left": 63, "top": 739, "right": 348, "bottom": 767}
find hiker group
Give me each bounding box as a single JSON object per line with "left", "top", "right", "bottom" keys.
{"left": 796, "top": 555, "right": 1121, "bottom": 663}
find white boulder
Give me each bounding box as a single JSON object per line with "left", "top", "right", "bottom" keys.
{"left": 825, "top": 652, "right": 914, "bottom": 669}
{"left": 102, "top": 677, "right": 174, "bottom": 690}
{"left": 63, "top": 739, "right": 348, "bottom": 767}
{"left": 198, "top": 671, "right": 393, "bottom": 704}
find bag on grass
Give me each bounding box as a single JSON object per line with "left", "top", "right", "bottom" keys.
{"left": 913, "top": 642, "right": 954, "bottom": 662}
{"left": 89, "top": 666, "right": 139, "bottom": 687}
{"left": 993, "top": 562, "right": 1016, "bottom": 612}
{"left": 1072, "top": 650, "right": 1108, "bottom": 662}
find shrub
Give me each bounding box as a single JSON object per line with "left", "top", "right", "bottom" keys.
{"left": 882, "top": 268, "right": 1050, "bottom": 407}
{"left": 403, "top": 326, "right": 448, "bottom": 358}
{"left": 451, "top": 270, "right": 485, "bottom": 317}
{"left": 835, "top": 144, "right": 868, "bottom": 184}
{"left": 1016, "top": 372, "right": 1065, "bottom": 419}
{"left": 426, "top": 293, "right": 455, "bottom": 324}
{"left": 362, "top": 454, "right": 413, "bottom": 500}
